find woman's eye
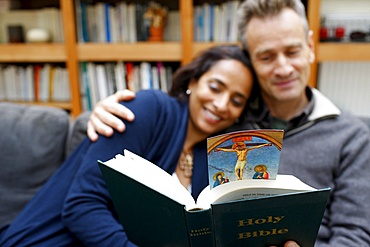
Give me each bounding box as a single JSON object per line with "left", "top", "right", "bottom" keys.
{"left": 209, "top": 83, "right": 220, "bottom": 92}
{"left": 231, "top": 98, "right": 244, "bottom": 107}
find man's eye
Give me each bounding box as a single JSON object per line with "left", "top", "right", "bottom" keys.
{"left": 287, "top": 49, "right": 301, "bottom": 57}
{"left": 258, "top": 55, "right": 272, "bottom": 62}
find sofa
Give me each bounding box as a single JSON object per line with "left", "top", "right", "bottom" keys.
{"left": 0, "top": 102, "right": 90, "bottom": 229}
{"left": 1, "top": 102, "right": 369, "bottom": 232}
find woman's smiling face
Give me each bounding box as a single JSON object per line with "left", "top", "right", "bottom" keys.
{"left": 187, "top": 59, "right": 253, "bottom": 138}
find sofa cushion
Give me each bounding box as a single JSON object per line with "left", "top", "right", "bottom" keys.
{"left": 65, "top": 111, "right": 90, "bottom": 158}
{"left": 0, "top": 103, "right": 69, "bottom": 228}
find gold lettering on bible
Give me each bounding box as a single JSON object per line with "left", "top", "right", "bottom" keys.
{"left": 237, "top": 215, "right": 288, "bottom": 239}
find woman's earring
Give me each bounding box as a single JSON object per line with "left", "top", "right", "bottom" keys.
{"left": 235, "top": 118, "right": 240, "bottom": 124}
{"left": 186, "top": 89, "right": 191, "bottom": 95}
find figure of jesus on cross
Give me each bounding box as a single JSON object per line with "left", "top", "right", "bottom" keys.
{"left": 215, "top": 142, "right": 272, "bottom": 180}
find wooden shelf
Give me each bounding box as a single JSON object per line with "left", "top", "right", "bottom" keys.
{"left": 1, "top": 100, "right": 71, "bottom": 110}
{"left": 192, "top": 42, "right": 239, "bottom": 57}
{"left": 0, "top": 44, "right": 66, "bottom": 62}
{"left": 317, "top": 43, "right": 370, "bottom": 61}
{"left": 77, "top": 42, "right": 182, "bottom": 61}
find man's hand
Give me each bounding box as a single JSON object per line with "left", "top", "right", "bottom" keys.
{"left": 87, "top": 90, "right": 136, "bottom": 142}
{"left": 284, "top": 241, "right": 299, "bottom": 247}
{"left": 270, "top": 241, "right": 300, "bottom": 247}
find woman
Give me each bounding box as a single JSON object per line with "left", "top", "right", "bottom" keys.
{"left": 0, "top": 45, "right": 255, "bottom": 246}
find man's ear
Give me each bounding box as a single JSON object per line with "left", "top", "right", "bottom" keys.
{"left": 308, "top": 30, "right": 315, "bottom": 64}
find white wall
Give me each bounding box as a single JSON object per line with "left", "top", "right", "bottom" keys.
{"left": 321, "top": 0, "right": 370, "bottom": 14}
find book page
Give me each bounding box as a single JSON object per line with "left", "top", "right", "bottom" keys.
{"left": 103, "top": 150, "right": 197, "bottom": 209}
{"left": 196, "top": 174, "right": 316, "bottom": 207}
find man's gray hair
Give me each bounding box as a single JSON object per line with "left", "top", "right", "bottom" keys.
{"left": 237, "top": 0, "right": 309, "bottom": 49}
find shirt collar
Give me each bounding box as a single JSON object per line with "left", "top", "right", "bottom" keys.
{"left": 246, "top": 87, "right": 314, "bottom": 131}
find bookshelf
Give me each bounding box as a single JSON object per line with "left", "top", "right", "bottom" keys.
{"left": 1, "top": 0, "right": 368, "bottom": 117}
{"left": 0, "top": 0, "right": 191, "bottom": 117}
{"left": 307, "top": 0, "right": 370, "bottom": 87}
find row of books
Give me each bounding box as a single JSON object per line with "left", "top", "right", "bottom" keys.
{"left": 79, "top": 61, "right": 174, "bottom": 111}
{"left": 0, "top": 0, "right": 240, "bottom": 44}
{"left": 194, "top": 1, "right": 241, "bottom": 42}
{"left": 0, "top": 64, "right": 70, "bottom": 102}
{"left": 75, "top": 0, "right": 181, "bottom": 43}
{"left": 75, "top": 0, "right": 241, "bottom": 44}
{"left": 0, "top": 7, "right": 63, "bottom": 43}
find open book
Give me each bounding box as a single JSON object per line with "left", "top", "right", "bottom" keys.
{"left": 98, "top": 149, "right": 330, "bottom": 247}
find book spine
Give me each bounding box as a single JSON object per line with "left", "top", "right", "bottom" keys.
{"left": 185, "top": 209, "right": 215, "bottom": 247}
{"left": 81, "top": 2, "right": 89, "bottom": 42}
{"left": 105, "top": 62, "right": 117, "bottom": 94}
{"left": 125, "top": 62, "right": 136, "bottom": 91}
{"left": 104, "top": 3, "right": 111, "bottom": 42}
{"left": 0, "top": 66, "right": 5, "bottom": 100}
{"left": 33, "top": 64, "right": 42, "bottom": 102}
{"left": 87, "top": 5, "right": 97, "bottom": 42}
{"left": 25, "top": 65, "right": 34, "bottom": 101}
{"left": 74, "top": 0, "right": 83, "bottom": 42}
{"left": 87, "top": 62, "right": 98, "bottom": 107}
{"left": 80, "top": 62, "right": 92, "bottom": 110}
{"left": 48, "top": 65, "right": 55, "bottom": 101}
{"left": 135, "top": 3, "right": 147, "bottom": 41}
{"left": 95, "top": 64, "right": 108, "bottom": 100}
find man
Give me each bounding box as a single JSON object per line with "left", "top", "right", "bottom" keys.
{"left": 88, "top": 0, "right": 370, "bottom": 246}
